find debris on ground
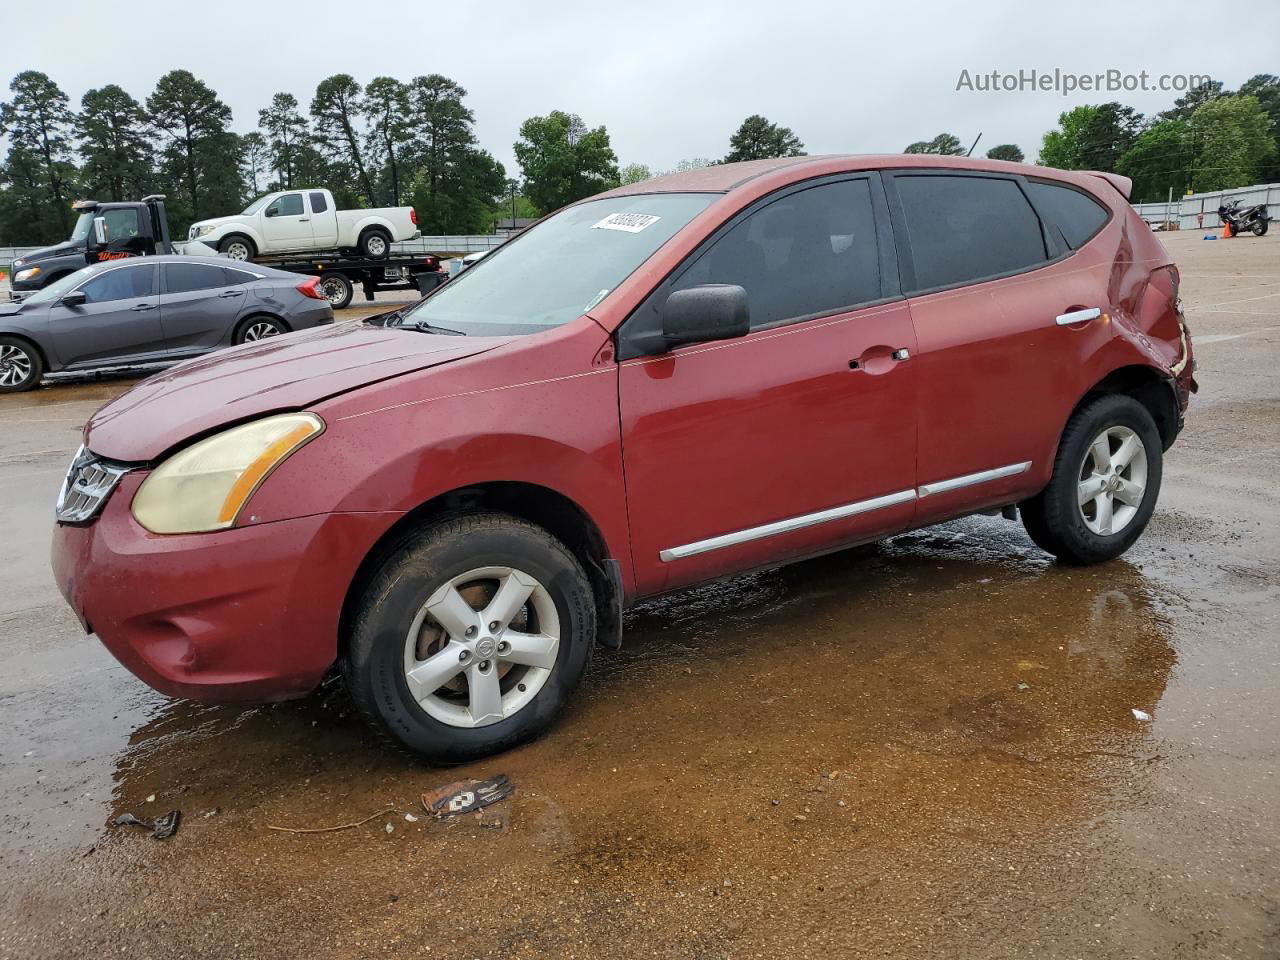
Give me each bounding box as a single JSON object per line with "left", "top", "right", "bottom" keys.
{"left": 111, "top": 810, "right": 181, "bottom": 839}
{"left": 1131, "top": 708, "right": 1152, "bottom": 722}
{"left": 266, "top": 805, "right": 395, "bottom": 835}
{"left": 421, "top": 774, "right": 513, "bottom": 818}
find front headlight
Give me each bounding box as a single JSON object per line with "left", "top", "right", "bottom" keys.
{"left": 192, "top": 225, "right": 216, "bottom": 238}
{"left": 132, "top": 413, "right": 324, "bottom": 534}
{"left": 15, "top": 266, "right": 41, "bottom": 282}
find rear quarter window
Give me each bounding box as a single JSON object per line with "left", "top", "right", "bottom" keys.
{"left": 1026, "top": 181, "right": 1110, "bottom": 249}
{"left": 894, "top": 175, "right": 1048, "bottom": 291}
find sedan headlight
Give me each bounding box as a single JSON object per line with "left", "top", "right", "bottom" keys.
{"left": 15, "top": 266, "right": 41, "bottom": 282}
{"left": 132, "top": 413, "right": 324, "bottom": 534}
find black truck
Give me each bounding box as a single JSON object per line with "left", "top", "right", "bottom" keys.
{"left": 10, "top": 196, "right": 447, "bottom": 308}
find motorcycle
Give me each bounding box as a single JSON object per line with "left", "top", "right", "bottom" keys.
{"left": 1219, "top": 198, "right": 1271, "bottom": 237}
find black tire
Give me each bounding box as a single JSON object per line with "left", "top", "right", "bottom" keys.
{"left": 1019, "top": 394, "right": 1163, "bottom": 565}
{"left": 218, "top": 234, "right": 257, "bottom": 260}
{"left": 342, "top": 513, "right": 596, "bottom": 764}
{"left": 1253, "top": 220, "right": 1269, "bottom": 237}
{"left": 359, "top": 228, "right": 391, "bottom": 260}
{"left": 0, "top": 336, "right": 43, "bottom": 393}
{"left": 319, "top": 273, "right": 354, "bottom": 310}
{"left": 233, "top": 314, "right": 287, "bottom": 344}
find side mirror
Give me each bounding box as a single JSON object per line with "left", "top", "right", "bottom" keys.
{"left": 264, "top": 206, "right": 278, "bottom": 218}
{"left": 93, "top": 217, "right": 109, "bottom": 247}
{"left": 661, "top": 284, "right": 750, "bottom": 348}
{"left": 60, "top": 290, "right": 87, "bottom": 308}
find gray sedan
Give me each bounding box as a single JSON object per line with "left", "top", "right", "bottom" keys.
{"left": 0, "top": 255, "right": 334, "bottom": 392}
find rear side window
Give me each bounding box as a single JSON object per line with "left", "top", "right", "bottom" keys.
{"left": 1026, "top": 181, "right": 1109, "bottom": 249}
{"left": 895, "top": 175, "right": 1047, "bottom": 291}
{"left": 222, "top": 267, "right": 260, "bottom": 285}
{"left": 670, "top": 178, "right": 882, "bottom": 329}
{"left": 164, "top": 263, "right": 229, "bottom": 294}
{"left": 309, "top": 192, "right": 328, "bottom": 214}
{"left": 79, "top": 264, "right": 155, "bottom": 302}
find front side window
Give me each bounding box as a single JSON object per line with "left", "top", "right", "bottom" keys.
{"left": 1026, "top": 181, "right": 1110, "bottom": 250}
{"left": 667, "top": 178, "right": 882, "bottom": 329}
{"left": 895, "top": 175, "right": 1048, "bottom": 291}
{"left": 399, "top": 193, "right": 716, "bottom": 335}
{"left": 267, "top": 194, "right": 304, "bottom": 217}
{"left": 79, "top": 264, "right": 156, "bottom": 303}
{"left": 164, "top": 263, "right": 229, "bottom": 294}
{"left": 309, "top": 192, "right": 329, "bottom": 214}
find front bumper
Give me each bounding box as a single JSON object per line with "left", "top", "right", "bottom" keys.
{"left": 51, "top": 472, "right": 399, "bottom": 703}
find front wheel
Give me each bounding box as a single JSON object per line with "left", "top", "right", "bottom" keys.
{"left": 218, "top": 235, "right": 257, "bottom": 260}
{"left": 342, "top": 514, "right": 596, "bottom": 763}
{"left": 0, "top": 336, "right": 43, "bottom": 393}
{"left": 1253, "top": 220, "right": 1269, "bottom": 237}
{"left": 1020, "top": 394, "right": 1163, "bottom": 565}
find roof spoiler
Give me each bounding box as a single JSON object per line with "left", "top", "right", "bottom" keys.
{"left": 1085, "top": 171, "right": 1133, "bottom": 200}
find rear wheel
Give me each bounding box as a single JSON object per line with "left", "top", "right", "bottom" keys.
{"left": 233, "top": 315, "right": 287, "bottom": 344}
{"left": 359, "top": 228, "right": 391, "bottom": 259}
{"left": 319, "top": 273, "right": 354, "bottom": 310}
{"left": 1020, "top": 394, "right": 1163, "bottom": 565}
{"left": 342, "top": 513, "right": 595, "bottom": 763}
{"left": 0, "top": 337, "right": 42, "bottom": 393}
{"left": 218, "top": 235, "right": 257, "bottom": 260}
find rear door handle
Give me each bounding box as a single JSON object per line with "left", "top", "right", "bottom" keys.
{"left": 219, "top": 289, "right": 245, "bottom": 298}
{"left": 131, "top": 303, "right": 156, "bottom": 312}
{"left": 1056, "top": 307, "right": 1101, "bottom": 326}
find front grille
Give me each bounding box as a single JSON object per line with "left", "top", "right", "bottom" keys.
{"left": 55, "top": 446, "right": 133, "bottom": 524}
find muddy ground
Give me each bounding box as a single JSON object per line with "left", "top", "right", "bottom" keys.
{"left": 0, "top": 236, "right": 1277, "bottom": 959}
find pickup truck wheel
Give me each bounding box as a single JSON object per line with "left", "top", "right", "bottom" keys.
{"left": 319, "top": 273, "right": 354, "bottom": 309}
{"left": 1019, "top": 394, "right": 1162, "bottom": 565}
{"left": 0, "top": 337, "right": 43, "bottom": 393}
{"left": 218, "top": 235, "right": 257, "bottom": 260}
{"left": 233, "top": 315, "right": 287, "bottom": 344}
{"left": 342, "top": 513, "right": 595, "bottom": 764}
{"left": 359, "top": 229, "right": 391, "bottom": 259}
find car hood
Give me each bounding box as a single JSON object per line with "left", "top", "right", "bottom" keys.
{"left": 15, "top": 241, "right": 81, "bottom": 264}
{"left": 85, "top": 321, "right": 511, "bottom": 461}
{"left": 188, "top": 214, "right": 245, "bottom": 233}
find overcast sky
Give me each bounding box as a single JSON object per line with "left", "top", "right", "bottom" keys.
{"left": 7, "top": 0, "right": 1278, "bottom": 178}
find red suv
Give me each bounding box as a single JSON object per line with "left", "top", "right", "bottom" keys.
{"left": 52, "top": 155, "right": 1195, "bottom": 761}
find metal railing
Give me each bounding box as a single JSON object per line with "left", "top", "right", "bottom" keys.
{"left": 1134, "top": 182, "right": 1280, "bottom": 230}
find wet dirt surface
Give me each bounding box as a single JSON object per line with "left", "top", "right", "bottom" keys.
{"left": 1, "top": 241, "right": 1277, "bottom": 958}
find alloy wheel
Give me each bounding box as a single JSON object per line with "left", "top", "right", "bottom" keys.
{"left": 0, "top": 344, "right": 33, "bottom": 387}
{"left": 243, "top": 321, "right": 281, "bottom": 341}
{"left": 1077, "top": 425, "right": 1148, "bottom": 536}
{"left": 402, "top": 566, "right": 560, "bottom": 728}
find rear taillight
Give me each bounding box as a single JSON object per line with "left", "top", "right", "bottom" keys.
{"left": 410, "top": 207, "right": 417, "bottom": 226}
{"left": 297, "top": 276, "right": 325, "bottom": 300}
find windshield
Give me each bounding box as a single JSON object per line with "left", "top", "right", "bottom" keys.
{"left": 69, "top": 212, "right": 95, "bottom": 244}
{"left": 241, "top": 195, "right": 273, "bottom": 216}
{"left": 22, "top": 263, "right": 102, "bottom": 304}
{"left": 398, "top": 193, "right": 716, "bottom": 335}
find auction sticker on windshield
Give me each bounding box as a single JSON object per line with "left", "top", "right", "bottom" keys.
{"left": 592, "top": 213, "right": 661, "bottom": 233}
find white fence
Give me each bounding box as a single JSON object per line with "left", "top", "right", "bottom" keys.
{"left": 1133, "top": 182, "right": 1280, "bottom": 230}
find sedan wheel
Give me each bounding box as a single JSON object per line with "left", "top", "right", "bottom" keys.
{"left": 242, "top": 319, "right": 284, "bottom": 342}
{"left": 403, "top": 566, "right": 560, "bottom": 728}
{"left": 0, "top": 339, "right": 42, "bottom": 393}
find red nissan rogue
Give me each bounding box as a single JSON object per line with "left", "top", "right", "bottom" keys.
{"left": 52, "top": 155, "right": 1195, "bottom": 761}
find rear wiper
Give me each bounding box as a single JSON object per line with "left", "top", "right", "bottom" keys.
{"left": 411, "top": 319, "right": 466, "bottom": 336}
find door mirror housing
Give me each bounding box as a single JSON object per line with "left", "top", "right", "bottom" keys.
{"left": 60, "top": 290, "right": 87, "bottom": 308}
{"left": 661, "top": 284, "right": 750, "bottom": 349}
{"left": 264, "top": 204, "right": 278, "bottom": 218}
{"left": 92, "top": 217, "right": 109, "bottom": 247}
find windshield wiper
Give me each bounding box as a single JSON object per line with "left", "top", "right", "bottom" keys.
{"left": 411, "top": 319, "right": 466, "bottom": 336}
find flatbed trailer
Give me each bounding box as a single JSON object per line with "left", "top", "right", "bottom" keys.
{"left": 245, "top": 251, "right": 448, "bottom": 310}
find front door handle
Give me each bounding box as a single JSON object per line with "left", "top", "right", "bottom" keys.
{"left": 131, "top": 303, "right": 156, "bottom": 312}
{"left": 850, "top": 345, "right": 912, "bottom": 373}
{"left": 299, "top": 217, "right": 310, "bottom": 222}
{"left": 1056, "top": 307, "right": 1101, "bottom": 326}
{"left": 219, "top": 289, "right": 245, "bottom": 298}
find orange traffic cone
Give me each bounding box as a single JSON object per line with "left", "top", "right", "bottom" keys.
{"left": 1223, "top": 221, "right": 1233, "bottom": 239}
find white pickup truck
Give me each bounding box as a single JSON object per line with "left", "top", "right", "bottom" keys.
{"left": 186, "top": 188, "right": 419, "bottom": 261}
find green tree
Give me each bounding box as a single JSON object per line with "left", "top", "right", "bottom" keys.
{"left": 0, "top": 71, "right": 78, "bottom": 238}
{"left": 258, "top": 92, "right": 309, "bottom": 189}
{"left": 1117, "top": 120, "right": 1194, "bottom": 202}
{"left": 239, "top": 131, "right": 269, "bottom": 195}
{"left": 514, "top": 110, "right": 619, "bottom": 213}
{"left": 620, "top": 162, "right": 652, "bottom": 184}
{"left": 311, "top": 74, "right": 375, "bottom": 205}
{"left": 723, "top": 115, "right": 805, "bottom": 162}
{"left": 1038, "top": 103, "right": 1142, "bottom": 171}
{"left": 78, "top": 84, "right": 151, "bottom": 202}
{"left": 904, "top": 133, "right": 964, "bottom": 155}
{"left": 363, "top": 76, "right": 411, "bottom": 205}
{"left": 985, "top": 143, "right": 1024, "bottom": 162}
{"left": 146, "top": 70, "right": 241, "bottom": 226}
{"left": 410, "top": 147, "right": 505, "bottom": 233}
{"left": 1189, "top": 94, "right": 1275, "bottom": 192}
{"left": 1239, "top": 74, "right": 1280, "bottom": 179}
{"left": 1159, "top": 80, "right": 1228, "bottom": 122}
{"left": 0, "top": 146, "right": 58, "bottom": 244}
